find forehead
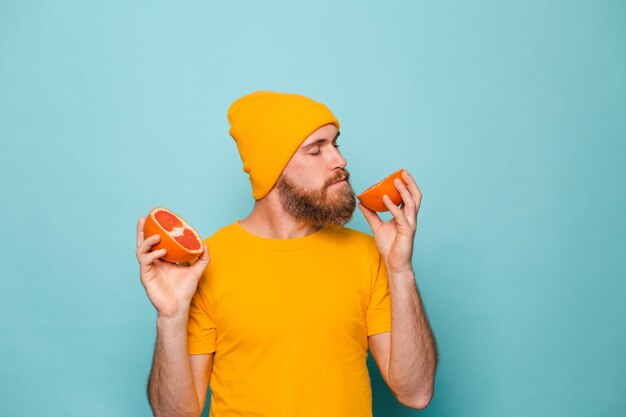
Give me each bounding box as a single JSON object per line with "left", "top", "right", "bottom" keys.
{"left": 300, "top": 124, "right": 340, "bottom": 147}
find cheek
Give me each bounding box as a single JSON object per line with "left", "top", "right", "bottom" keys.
{"left": 286, "top": 162, "right": 325, "bottom": 187}
{"left": 303, "top": 177, "right": 326, "bottom": 191}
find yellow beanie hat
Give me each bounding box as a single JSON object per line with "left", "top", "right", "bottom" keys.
{"left": 228, "top": 91, "right": 340, "bottom": 200}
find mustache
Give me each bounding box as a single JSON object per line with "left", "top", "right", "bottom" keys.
{"left": 327, "top": 170, "right": 350, "bottom": 186}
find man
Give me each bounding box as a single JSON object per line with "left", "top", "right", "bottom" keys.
{"left": 135, "top": 91, "right": 438, "bottom": 417}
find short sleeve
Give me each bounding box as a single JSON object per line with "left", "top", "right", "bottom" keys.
{"left": 187, "top": 287, "right": 217, "bottom": 354}
{"left": 365, "top": 252, "right": 392, "bottom": 336}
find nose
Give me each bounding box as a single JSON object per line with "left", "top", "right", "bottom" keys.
{"left": 330, "top": 145, "right": 347, "bottom": 170}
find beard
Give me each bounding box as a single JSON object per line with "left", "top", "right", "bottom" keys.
{"left": 276, "top": 170, "right": 356, "bottom": 228}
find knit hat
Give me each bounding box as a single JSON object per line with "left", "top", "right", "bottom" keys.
{"left": 228, "top": 90, "right": 340, "bottom": 200}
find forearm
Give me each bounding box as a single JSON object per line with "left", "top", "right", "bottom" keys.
{"left": 387, "top": 269, "right": 437, "bottom": 407}
{"left": 148, "top": 308, "right": 200, "bottom": 417}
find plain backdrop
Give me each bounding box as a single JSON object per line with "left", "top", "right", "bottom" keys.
{"left": 1, "top": 1, "right": 624, "bottom": 416}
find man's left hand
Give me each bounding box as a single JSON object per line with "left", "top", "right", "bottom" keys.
{"left": 358, "top": 169, "right": 422, "bottom": 274}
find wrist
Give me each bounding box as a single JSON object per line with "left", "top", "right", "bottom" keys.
{"left": 157, "top": 307, "right": 190, "bottom": 324}
{"left": 387, "top": 267, "right": 415, "bottom": 281}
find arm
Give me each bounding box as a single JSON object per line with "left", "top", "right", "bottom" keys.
{"left": 368, "top": 270, "right": 437, "bottom": 409}
{"left": 147, "top": 309, "right": 206, "bottom": 417}
{"left": 189, "top": 353, "right": 213, "bottom": 412}
{"left": 359, "top": 169, "right": 437, "bottom": 409}
{"left": 135, "top": 216, "right": 212, "bottom": 417}
{"left": 386, "top": 269, "right": 437, "bottom": 408}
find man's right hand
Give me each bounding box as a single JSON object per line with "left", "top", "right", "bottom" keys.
{"left": 135, "top": 216, "right": 211, "bottom": 318}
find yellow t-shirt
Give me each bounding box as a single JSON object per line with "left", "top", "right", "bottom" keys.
{"left": 187, "top": 220, "right": 391, "bottom": 417}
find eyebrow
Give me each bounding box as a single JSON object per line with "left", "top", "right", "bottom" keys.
{"left": 301, "top": 131, "right": 341, "bottom": 150}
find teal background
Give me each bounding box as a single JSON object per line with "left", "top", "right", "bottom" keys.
{"left": 1, "top": 1, "right": 624, "bottom": 416}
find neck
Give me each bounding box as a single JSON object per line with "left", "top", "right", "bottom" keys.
{"left": 238, "top": 192, "right": 322, "bottom": 239}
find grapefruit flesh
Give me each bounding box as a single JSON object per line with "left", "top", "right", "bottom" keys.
{"left": 144, "top": 207, "right": 204, "bottom": 264}
{"left": 357, "top": 169, "right": 408, "bottom": 212}
{"left": 154, "top": 210, "right": 182, "bottom": 231}
{"left": 175, "top": 229, "right": 202, "bottom": 250}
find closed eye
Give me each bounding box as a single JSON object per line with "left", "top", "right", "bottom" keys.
{"left": 308, "top": 141, "right": 340, "bottom": 156}
{"left": 304, "top": 131, "right": 341, "bottom": 153}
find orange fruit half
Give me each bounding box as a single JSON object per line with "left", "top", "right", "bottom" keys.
{"left": 143, "top": 207, "right": 204, "bottom": 264}
{"left": 357, "top": 169, "right": 407, "bottom": 212}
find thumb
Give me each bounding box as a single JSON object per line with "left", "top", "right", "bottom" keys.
{"left": 191, "top": 242, "right": 211, "bottom": 270}
{"left": 358, "top": 203, "right": 383, "bottom": 231}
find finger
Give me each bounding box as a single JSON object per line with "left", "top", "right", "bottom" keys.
{"left": 136, "top": 217, "right": 145, "bottom": 248}
{"left": 393, "top": 178, "right": 417, "bottom": 225}
{"left": 137, "top": 233, "right": 161, "bottom": 255}
{"left": 401, "top": 170, "right": 422, "bottom": 212}
{"left": 136, "top": 236, "right": 160, "bottom": 264}
{"left": 382, "top": 194, "right": 411, "bottom": 228}
{"left": 358, "top": 203, "right": 383, "bottom": 230}
{"left": 141, "top": 248, "right": 167, "bottom": 266}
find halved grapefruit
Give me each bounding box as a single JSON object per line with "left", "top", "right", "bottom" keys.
{"left": 143, "top": 207, "right": 204, "bottom": 264}
{"left": 357, "top": 169, "right": 408, "bottom": 212}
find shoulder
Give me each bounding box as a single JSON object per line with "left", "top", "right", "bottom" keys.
{"left": 331, "top": 225, "right": 373, "bottom": 241}
{"left": 202, "top": 222, "right": 240, "bottom": 247}
{"left": 326, "top": 225, "right": 380, "bottom": 257}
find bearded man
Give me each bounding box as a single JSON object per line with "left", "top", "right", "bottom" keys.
{"left": 135, "top": 91, "right": 438, "bottom": 417}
